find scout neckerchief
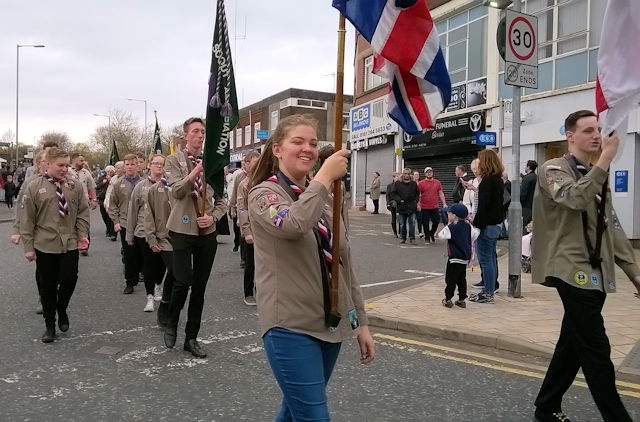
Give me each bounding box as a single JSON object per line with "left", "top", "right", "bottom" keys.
{"left": 268, "top": 171, "right": 343, "bottom": 331}
{"left": 45, "top": 172, "right": 68, "bottom": 217}
{"left": 563, "top": 154, "right": 608, "bottom": 268}
{"left": 185, "top": 151, "right": 203, "bottom": 199}
{"left": 148, "top": 175, "right": 168, "bottom": 187}
{"left": 123, "top": 174, "right": 140, "bottom": 188}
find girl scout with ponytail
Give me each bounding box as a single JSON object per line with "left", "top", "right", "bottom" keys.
{"left": 248, "top": 114, "right": 375, "bottom": 421}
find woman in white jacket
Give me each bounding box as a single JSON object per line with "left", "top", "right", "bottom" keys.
{"left": 462, "top": 158, "right": 480, "bottom": 218}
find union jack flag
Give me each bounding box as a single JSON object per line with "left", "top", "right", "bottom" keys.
{"left": 333, "top": 0, "right": 451, "bottom": 135}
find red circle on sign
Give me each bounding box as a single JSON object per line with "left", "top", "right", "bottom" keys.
{"left": 508, "top": 16, "right": 536, "bottom": 61}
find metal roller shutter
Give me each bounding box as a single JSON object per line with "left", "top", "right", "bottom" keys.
{"left": 352, "top": 145, "right": 395, "bottom": 208}
{"left": 405, "top": 152, "right": 479, "bottom": 204}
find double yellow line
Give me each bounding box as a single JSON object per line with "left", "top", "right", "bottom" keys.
{"left": 374, "top": 333, "right": 640, "bottom": 398}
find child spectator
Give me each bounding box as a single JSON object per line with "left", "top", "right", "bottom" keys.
{"left": 438, "top": 203, "right": 480, "bottom": 308}
{"left": 4, "top": 174, "right": 16, "bottom": 208}
{"left": 521, "top": 220, "right": 533, "bottom": 273}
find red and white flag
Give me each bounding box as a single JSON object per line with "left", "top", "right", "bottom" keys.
{"left": 595, "top": 0, "right": 640, "bottom": 135}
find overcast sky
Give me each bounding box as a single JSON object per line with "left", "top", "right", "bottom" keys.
{"left": 0, "top": 0, "right": 355, "bottom": 147}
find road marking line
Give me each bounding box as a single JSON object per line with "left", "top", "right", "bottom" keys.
{"left": 374, "top": 333, "right": 640, "bottom": 398}
{"left": 404, "top": 270, "right": 444, "bottom": 276}
{"left": 360, "top": 276, "right": 427, "bottom": 288}
{"left": 360, "top": 271, "right": 443, "bottom": 288}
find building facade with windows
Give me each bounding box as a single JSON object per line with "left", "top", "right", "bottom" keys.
{"left": 348, "top": 0, "right": 639, "bottom": 242}
{"left": 228, "top": 88, "right": 352, "bottom": 169}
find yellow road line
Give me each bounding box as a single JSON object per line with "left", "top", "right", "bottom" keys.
{"left": 374, "top": 333, "right": 640, "bottom": 398}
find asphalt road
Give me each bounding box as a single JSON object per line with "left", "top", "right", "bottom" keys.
{"left": 1, "top": 210, "right": 638, "bottom": 421}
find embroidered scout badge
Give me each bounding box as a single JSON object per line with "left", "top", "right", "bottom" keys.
{"left": 574, "top": 271, "right": 588, "bottom": 286}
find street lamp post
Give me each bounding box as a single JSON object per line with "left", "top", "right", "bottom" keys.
{"left": 16, "top": 43, "right": 45, "bottom": 167}
{"left": 93, "top": 113, "right": 112, "bottom": 155}
{"left": 127, "top": 98, "right": 148, "bottom": 159}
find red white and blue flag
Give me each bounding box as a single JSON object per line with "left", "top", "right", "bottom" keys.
{"left": 333, "top": 0, "right": 451, "bottom": 135}
{"left": 595, "top": 0, "right": 640, "bottom": 135}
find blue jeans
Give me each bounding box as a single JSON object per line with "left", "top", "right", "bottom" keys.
{"left": 263, "top": 328, "right": 342, "bottom": 421}
{"left": 476, "top": 224, "right": 501, "bottom": 295}
{"left": 398, "top": 212, "right": 416, "bottom": 241}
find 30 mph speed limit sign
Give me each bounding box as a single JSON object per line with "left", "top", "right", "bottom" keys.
{"left": 504, "top": 9, "right": 538, "bottom": 89}
{"left": 505, "top": 10, "right": 537, "bottom": 66}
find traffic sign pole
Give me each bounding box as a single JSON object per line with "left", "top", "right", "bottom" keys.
{"left": 506, "top": 4, "right": 525, "bottom": 299}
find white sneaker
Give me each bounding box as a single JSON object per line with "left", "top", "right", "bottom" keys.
{"left": 154, "top": 284, "right": 163, "bottom": 301}
{"left": 144, "top": 294, "right": 154, "bottom": 312}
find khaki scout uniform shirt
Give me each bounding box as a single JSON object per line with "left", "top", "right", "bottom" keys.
{"left": 143, "top": 181, "right": 172, "bottom": 251}
{"left": 108, "top": 175, "right": 141, "bottom": 229}
{"left": 69, "top": 167, "right": 96, "bottom": 202}
{"left": 248, "top": 179, "right": 369, "bottom": 343}
{"left": 12, "top": 173, "right": 40, "bottom": 235}
{"left": 229, "top": 169, "right": 247, "bottom": 215}
{"left": 125, "top": 178, "right": 155, "bottom": 243}
{"left": 532, "top": 157, "right": 640, "bottom": 292}
{"left": 164, "top": 150, "right": 228, "bottom": 236}
{"left": 237, "top": 177, "right": 251, "bottom": 238}
{"left": 20, "top": 174, "right": 90, "bottom": 254}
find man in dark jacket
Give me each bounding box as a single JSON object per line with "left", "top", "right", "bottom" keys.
{"left": 452, "top": 165, "right": 468, "bottom": 204}
{"left": 390, "top": 168, "right": 419, "bottom": 244}
{"left": 520, "top": 159, "right": 537, "bottom": 233}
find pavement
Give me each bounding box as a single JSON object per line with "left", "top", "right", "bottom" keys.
{"left": 346, "top": 209, "right": 640, "bottom": 379}
{"left": 4, "top": 201, "right": 640, "bottom": 378}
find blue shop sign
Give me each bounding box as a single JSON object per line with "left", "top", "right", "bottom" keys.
{"left": 475, "top": 131, "right": 497, "bottom": 146}
{"left": 615, "top": 170, "right": 628, "bottom": 193}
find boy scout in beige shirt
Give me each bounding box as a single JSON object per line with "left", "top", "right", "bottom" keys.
{"left": 143, "top": 155, "right": 175, "bottom": 328}
{"left": 20, "top": 147, "right": 90, "bottom": 343}
{"left": 162, "top": 117, "right": 227, "bottom": 358}
{"left": 108, "top": 154, "right": 142, "bottom": 294}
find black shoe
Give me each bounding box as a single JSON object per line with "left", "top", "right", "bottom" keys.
{"left": 109, "top": 235, "right": 117, "bottom": 241}
{"left": 123, "top": 284, "right": 134, "bottom": 294}
{"left": 164, "top": 328, "right": 177, "bottom": 348}
{"left": 184, "top": 339, "right": 207, "bottom": 358}
{"left": 58, "top": 311, "right": 69, "bottom": 332}
{"left": 232, "top": 246, "right": 239, "bottom": 252}
{"left": 42, "top": 326, "right": 56, "bottom": 343}
{"left": 534, "top": 409, "right": 572, "bottom": 421}
{"left": 157, "top": 302, "right": 169, "bottom": 328}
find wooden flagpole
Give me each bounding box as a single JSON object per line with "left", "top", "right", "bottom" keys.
{"left": 330, "top": 14, "right": 346, "bottom": 320}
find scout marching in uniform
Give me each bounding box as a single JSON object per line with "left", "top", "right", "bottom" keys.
{"left": 19, "top": 148, "right": 90, "bottom": 343}
{"left": 162, "top": 144, "right": 227, "bottom": 358}
{"left": 126, "top": 171, "right": 165, "bottom": 313}
{"left": 143, "top": 170, "right": 175, "bottom": 329}
{"left": 108, "top": 154, "right": 142, "bottom": 294}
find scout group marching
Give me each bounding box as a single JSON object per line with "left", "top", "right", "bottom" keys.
{"left": 12, "top": 110, "right": 640, "bottom": 421}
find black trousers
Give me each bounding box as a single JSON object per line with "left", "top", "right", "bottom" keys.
{"left": 136, "top": 236, "right": 165, "bottom": 295}
{"left": 535, "top": 280, "right": 631, "bottom": 421}
{"left": 232, "top": 214, "right": 241, "bottom": 249}
{"left": 444, "top": 261, "right": 467, "bottom": 301}
{"left": 389, "top": 207, "right": 398, "bottom": 236}
{"left": 35, "top": 249, "right": 79, "bottom": 327}
{"left": 243, "top": 241, "right": 255, "bottom": 297}
{"left": 372, "top": 198, "right": 379, "bottom": 213}
{"left": 119, "top": 228, "right": 142, "bottom": 285}
{"left": 99, "top": 202, "right": 115, "bottom": 237}
{"left": 168, "top": 231, "right": 218, "bottom": 339}
{"left": 421, "top": 208, "right": 440, "bottom": 239}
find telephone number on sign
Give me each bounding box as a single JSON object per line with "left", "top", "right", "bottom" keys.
{"left": 351, "top": 125, "right": 389, "bottom": 140}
